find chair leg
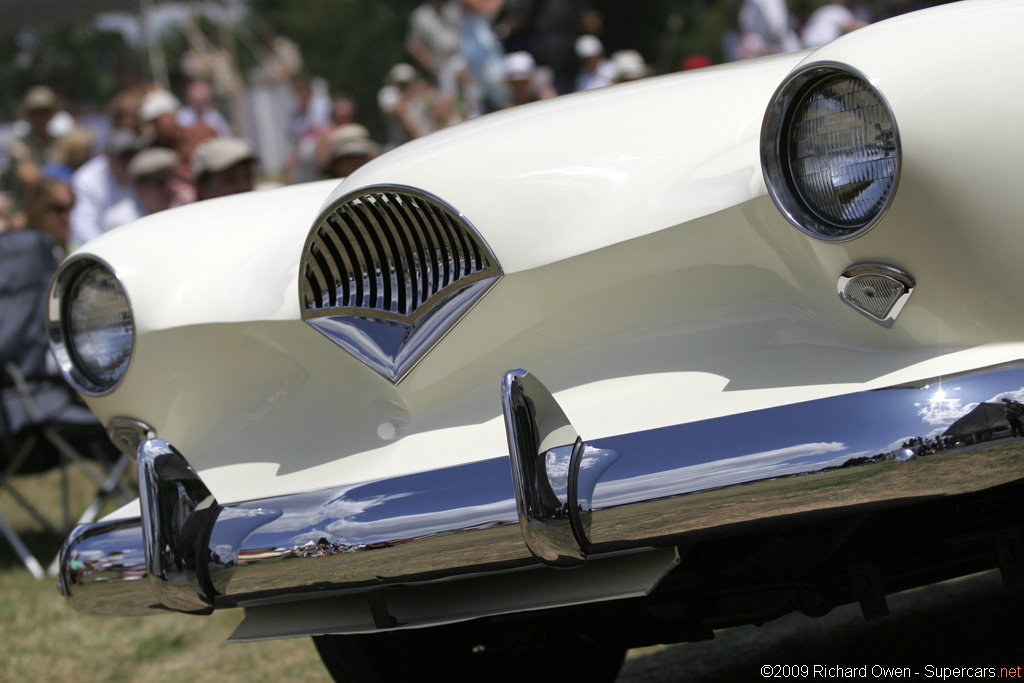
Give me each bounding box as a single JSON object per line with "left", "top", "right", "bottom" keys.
{"left": 1, "top": 483, "right": 61, "bottom": 535}
{"left": 0, "top": 513, "right": 45, "bottom": 579}
{"left": 44, "top": 430, "right": 109, "bottom": 490}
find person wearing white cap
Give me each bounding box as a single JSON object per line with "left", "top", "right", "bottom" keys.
{"left": 138, "top": 89, "right": 217, "bottom": 164}
{"left": 504, "top": 51, "right": 556, "bottom": 105}
{"left": 574, "top": 35, "right": 615, "bottom": 91}
{"left": 610, "top": 50, "right": 649, "bottom": 83}
{"left": 192, "top": 138, "right": 258, "bottom": 201}
{"left": 100, "top": 147, "right": 188, "bottom": 231}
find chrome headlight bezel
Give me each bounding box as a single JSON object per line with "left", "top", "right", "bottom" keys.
{"left": 761, "top": 62, "right": 901, "bottom": 241}
{"left": 46, "top": 255, "right": 135, "bottom": 396}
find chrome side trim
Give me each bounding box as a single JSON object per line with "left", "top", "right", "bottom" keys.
{"left": 837, "top": 263, "right": 915, "bottom": 328}
{"left": 300, "top": 186, "right": 502, "bottom": 384}
{"left": 60, "top": 363, "right": 1024, "bottom": 619}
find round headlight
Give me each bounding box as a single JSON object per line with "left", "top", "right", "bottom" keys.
{"left": 47, "top": 257, "right": 134, "bottom": 395}
{"left": 762, "top": 63, "right": 900, "bottom": 240}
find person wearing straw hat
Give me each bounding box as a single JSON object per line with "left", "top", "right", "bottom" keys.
{"left": 6, "top": 86, "right": 61, "bottom": 196}
{"left": 192, "top": 137, "right": 258, "bottom": 201}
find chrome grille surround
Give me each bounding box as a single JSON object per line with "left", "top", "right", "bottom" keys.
{"left": 300, "top": 186, "right": 502, "bottom": 383}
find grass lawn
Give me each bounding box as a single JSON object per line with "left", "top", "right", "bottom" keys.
{"left": 0, "top": 466, "right": 331, "bottom": 683}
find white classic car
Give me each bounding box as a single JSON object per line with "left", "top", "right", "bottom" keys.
{"left": 51, "top": 1, "right": 1024, "bottom": 680}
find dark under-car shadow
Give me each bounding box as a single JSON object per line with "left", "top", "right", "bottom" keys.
{"left": 618, "top": 570, "right": 1024, "bottom": 681}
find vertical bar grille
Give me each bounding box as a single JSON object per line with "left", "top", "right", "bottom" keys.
{"left": 301, "top": 188, "right": 499, "bottom": 322}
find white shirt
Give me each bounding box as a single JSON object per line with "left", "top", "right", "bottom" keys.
{"left": 69, "top": 153, "right": 133, "bottom": 246}
{"left": 100, "top": 194, "right": 145, "bottom": 234}
{"left": 802, "top": 4, "right": 858, "bottom": 48}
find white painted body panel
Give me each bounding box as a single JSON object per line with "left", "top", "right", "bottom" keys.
{"left": 72, "top": 0, "right": 1024, "bottom": 513}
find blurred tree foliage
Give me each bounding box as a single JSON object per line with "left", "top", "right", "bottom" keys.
{"left": 249, "top": 0, "right": 423, "bottom": 135}
{"left": 0, "top": 23, "right": 137, "bottom": 119}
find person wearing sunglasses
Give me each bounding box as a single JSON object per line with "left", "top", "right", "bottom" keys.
{"left": 0, "top": 177, "right": 75, "bottom": 390}
{"left": 22, "top": 177, "right": 75, "bottom": 257}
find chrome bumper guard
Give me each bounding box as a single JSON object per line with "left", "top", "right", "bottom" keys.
{"left": 60, "top": 364, "right": 1024, "bottom": 619}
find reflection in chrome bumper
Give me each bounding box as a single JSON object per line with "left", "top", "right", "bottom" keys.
{"left": 60, "top": 363, "right": 1024, "bottom": 619}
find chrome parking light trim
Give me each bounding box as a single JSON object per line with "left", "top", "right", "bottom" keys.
{"left": 106, "top": 418, "right": 156, "bottom": 458}
{"left": 60, "top": 363, "right": 1024, "bottom": 618}
{"left": 837, "top": 263, "right": 915, "bottom": 328}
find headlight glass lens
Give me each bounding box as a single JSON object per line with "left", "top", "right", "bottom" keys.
{"left": 762, "top": 65, "right": 900, "bottom": 240}
{"left": 789, "top": 75, "right": 897, "bottom": 227}
{"left": 52, "top": 259, "right": 134, "bottom": 394}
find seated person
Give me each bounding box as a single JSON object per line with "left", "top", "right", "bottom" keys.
{"left": 0, "top": 180, "right": 108, "bottom": 469}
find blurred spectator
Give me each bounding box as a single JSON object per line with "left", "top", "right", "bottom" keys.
{"left": 47, "top": 128, "right": 97, "bottom": 182}
{"left": 574, "top": 35, "right": 615, "bottom": 91}
{"left": 106, "top": 89, "right": 143, "bottom": 132}
{"left": 801, "top": 1, "right": 868, "bottom": 48}
{"left": 610, "top": 50, "right": 649, "bottom": 83}
{"left": 138, "top": 88, "right": 218, "bottom": 165}
{"left": 406, "top": 0, "right": 463, "bottom": 89}
{"left": 320, "top": 124, "right": 381, "bottom": 179}
{"left": 102, "top": 148, "right": 188, "bottom": 230}
{"left": 251, "top": 30, "right": 305, "bottom": 85}
{"left": 460, "top": 0, "right": 512, "bottom": 110}
{"left": 6, "top": 86, "right": 62, "bottom": 197}
{"left": 181, "top": 19, "right": 245, "bottom": 105}
{"left": 501, "top": 0, "right": 601, "bottom": 95}
{"left": 432, "top": 55, "right": 485, "bottom": 126}
{"left": 505, "top": 51, "right": 556, "bottom": 105}
{"left": 314, "top": 95, "right": 360, "bottom": 171}
{"left": 0, "top": 190, "right": 65, "bottom": 382}
{"left": 287, "top": 75, "right": 332, "bottom": 183}
{"left": 70, "top": 129, "right": 139, "bottom": 247}
{"left": 328, "top": 95, "right": 358, "bottom": 129}
{"left": 177, "top": 80, "right": 233, "bottom": 138}
{"left": 379, "top": 63, "right": 438, "bottom": 148}
{"left": 737, "top": 0, "right": 802, "bottom": 58}
{"left": 0, "top": 193, "right": 14, "bottom": 235}
{"left": 22, "top": 177, "right": 75, "bottom": 256}
{"left": 192, "top": 138, "right": 258, "bottom": 201}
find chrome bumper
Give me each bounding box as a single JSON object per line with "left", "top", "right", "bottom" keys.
{"left": 60, "top": 364, "right": 1024, "bottom": 619}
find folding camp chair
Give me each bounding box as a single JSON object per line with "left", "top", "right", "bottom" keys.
{"left": 0, "top": 362, "right": 134, "bottom": 578}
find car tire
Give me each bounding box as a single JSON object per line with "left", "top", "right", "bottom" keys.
{"left": 312, "top": 620, "right": 627, "bottom": 683}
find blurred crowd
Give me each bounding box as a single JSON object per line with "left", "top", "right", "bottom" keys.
{"left": 0, "top": 0, "right": 901, "bottom": 260}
